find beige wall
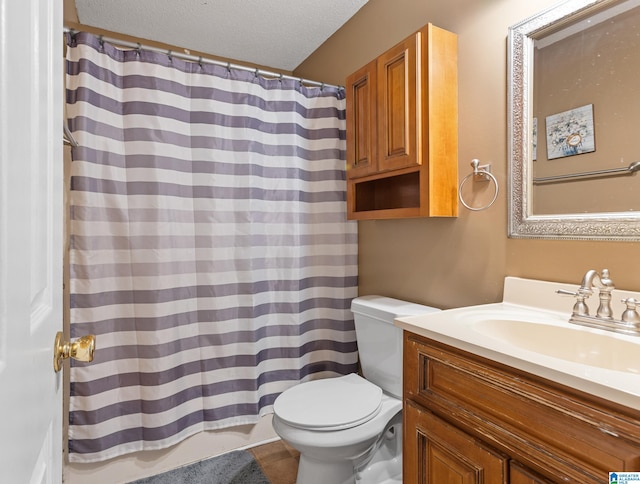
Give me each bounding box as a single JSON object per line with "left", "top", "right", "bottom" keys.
{"left": 295, "top": 0, "right": 640, "bottom": 307}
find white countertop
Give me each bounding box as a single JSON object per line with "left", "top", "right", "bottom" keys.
{"left": 394, "top": 276, "right": 640, "bottom": 410}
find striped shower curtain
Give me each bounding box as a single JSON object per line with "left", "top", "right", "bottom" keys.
{"left": 65, "top": 32, "right": 358, "bottom": 463}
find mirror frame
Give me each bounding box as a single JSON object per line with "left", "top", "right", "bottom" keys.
{"left": 508, "top": 0, "right": 640, "bottom": 241}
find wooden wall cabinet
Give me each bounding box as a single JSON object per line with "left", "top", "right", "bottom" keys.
{"left": 345, "top": 24, "right": 458, "bottom": 220}
{"left": 403, "top": 332, "right": 640, "bottom": 483}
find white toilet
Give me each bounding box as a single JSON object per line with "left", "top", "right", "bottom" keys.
{"left": 272, "top": 295, "right": 440, "bottom": 484}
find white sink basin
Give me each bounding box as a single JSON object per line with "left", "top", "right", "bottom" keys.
{"left": 474, "top": 318, "right": 640, "bottom": 373}
{"left": 394, "top": 276, "right": 640, "bottom": 410}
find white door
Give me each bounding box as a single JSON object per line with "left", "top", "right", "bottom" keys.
{"left": 0, "top": 0, "right": 64, "bottom": 482}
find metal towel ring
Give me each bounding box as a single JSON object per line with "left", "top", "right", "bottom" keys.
{"left": 458, "top": 159, "right": 499, "bottom": 211}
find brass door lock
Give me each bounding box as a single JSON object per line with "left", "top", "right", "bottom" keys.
{"left": 53, "top": 332, "right": 96, "bottom": 372}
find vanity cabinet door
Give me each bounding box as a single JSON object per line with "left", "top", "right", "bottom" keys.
{"left": 510, "top": 462, "right": 554, "bottom": 484}
{"left": 404, "top": 400, "right": 508, "bottom": 484}
{"left": 345, "top": 59, "right": 378, "bottom": 179}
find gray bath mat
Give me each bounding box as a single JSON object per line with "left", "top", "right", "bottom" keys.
{"left": 128, "top": 449, "right": 270, "bottom": 484}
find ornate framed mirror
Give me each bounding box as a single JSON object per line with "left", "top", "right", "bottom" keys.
{"left": 508, "top": 0, "right": 640, "bottom": 240}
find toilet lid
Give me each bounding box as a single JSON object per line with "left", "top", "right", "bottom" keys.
{"left": 273, "top": 373, "right": 383, "bottom": 431}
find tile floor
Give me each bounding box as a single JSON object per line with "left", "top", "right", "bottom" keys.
{"left": 249, "top": 440, "right": 300, "bottom": 484}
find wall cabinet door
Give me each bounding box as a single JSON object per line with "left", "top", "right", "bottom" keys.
{"left": 404, "top": 401, "right": 508, "bottom": 484}
{"left": 346, "top": 60, "right": 378, "bottom": 179}
{"left": 376, "top": 33, "right": 419, "bottom": 173}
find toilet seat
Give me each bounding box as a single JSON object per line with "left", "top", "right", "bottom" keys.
{"left": 274, "top": 373, "right": 383, "bottom": 431}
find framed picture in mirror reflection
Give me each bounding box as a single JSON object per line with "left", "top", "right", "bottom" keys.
{"left": 545, "top": 104, "right": 595, "bottom": 160}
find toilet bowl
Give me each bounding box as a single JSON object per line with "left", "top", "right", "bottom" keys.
{"left": 273, "top": 374, "right": 402, "bottom": 484}
{"left": 272, "top": 296, "right": 440, "bottom": 484}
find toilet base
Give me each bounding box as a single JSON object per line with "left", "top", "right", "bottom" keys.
{"left": 291, "top": 416, "right": 403, "bottom": 484}
{"left": 295, "top": 444, "right": 402, "bottom": 484}
{"left": 297, "top": 455, "right": 356, "bottom": 484}
{"left": 355, "top": 423, "right": 402, "bottom": 484}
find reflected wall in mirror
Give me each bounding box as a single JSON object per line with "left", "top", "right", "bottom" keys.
{"left": 508, "top": 0, "right": 640, "bottom": 240}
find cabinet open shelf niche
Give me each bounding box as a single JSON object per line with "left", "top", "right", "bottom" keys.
{"left": 354, "top": 171, "right": 420, "bottom": 213}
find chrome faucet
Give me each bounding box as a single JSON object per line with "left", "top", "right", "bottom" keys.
{"left": 557, "top": 269, "right": 640, "bottom": 336}
{"left": 579, "top": 268, "right": 614, "bottom": 319}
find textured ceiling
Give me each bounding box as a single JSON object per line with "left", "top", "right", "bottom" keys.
{"left": 74, "top": 0, "right": 368, "bottom": 72}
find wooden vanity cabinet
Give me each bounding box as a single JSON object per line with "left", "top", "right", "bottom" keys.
{"left": 403, "top": 332, "right": 640, "bottom": 484}
{"left": 345, "top": 24, "right": 458, "bottom": 220}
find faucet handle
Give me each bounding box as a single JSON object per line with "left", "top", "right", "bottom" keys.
{"left": 556, "top": 289, "right": 589, "bottom": 316}
{"left": 621, "top": 298, "right": 640, "bottom": 324}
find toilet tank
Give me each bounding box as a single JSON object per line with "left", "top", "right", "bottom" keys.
{"left": 351, "top": 295, "right": 440, "bottom": 399}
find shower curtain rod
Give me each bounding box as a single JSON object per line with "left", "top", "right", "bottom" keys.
{"left": 63, "top": 27, "right": 343, "bottom": 90}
